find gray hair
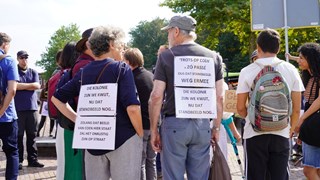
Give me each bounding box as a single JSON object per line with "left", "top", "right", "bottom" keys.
{"left": 0, "top": 32, "right": 11, "bottom": 46}
{"left": 88, "top": 26, "right": 126, "bottom": 57}
{"left": 180, "top": 29, "right": 197, "bottom": 41}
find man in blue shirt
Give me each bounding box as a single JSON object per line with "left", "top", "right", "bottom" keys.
{"left": 14, "top": 50, "right": 44, "bottom": 170}
{"left": 0, "top": 32, "right": 19, "bottom": 180}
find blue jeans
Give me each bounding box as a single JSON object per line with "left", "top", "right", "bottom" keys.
{"left": 161, "top": 117, "right": 211, "bottom": 180}
{"left": 141, "top": 130, "right": 156, "bottom": 180}
{"left": 0, "top": 120, "right": 19, "bottom": 180}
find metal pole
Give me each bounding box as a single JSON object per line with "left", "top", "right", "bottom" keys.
{"left": 284, "top": 0, "right": 289, "bottom": 62}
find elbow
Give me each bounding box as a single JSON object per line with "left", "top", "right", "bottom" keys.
{"left": 7, "top": 89, "right": 16, "bottom": 97}
{"left": 127, "top": 105, "right": 140, "bottom": 115}
{"left": 237, "top": 106, "right": 247, "bottom": 118}
{"left": 149, "top": 91, "right": 163, "bottom": 105}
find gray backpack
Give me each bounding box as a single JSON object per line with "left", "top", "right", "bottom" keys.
{"left": 248, "top": 61, "right": 292, "bottom": 132}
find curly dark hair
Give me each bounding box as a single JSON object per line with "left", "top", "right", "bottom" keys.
{"left": 298, "top": 43, "right": 320, "bottom": 87}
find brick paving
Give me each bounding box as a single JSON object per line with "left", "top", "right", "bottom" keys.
{"left": 0, "top": 117, "right": 306, "bottom": 180}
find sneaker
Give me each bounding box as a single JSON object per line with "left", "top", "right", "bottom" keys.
{"left": 28, "top": 161, "right": 44, "bottom": 168}
{"left": 19, "top": 163, "right": 22, "bottom": 170}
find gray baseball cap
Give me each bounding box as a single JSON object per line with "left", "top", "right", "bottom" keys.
{"left": 161, "top": 15, "right": 197, "bottom": 31}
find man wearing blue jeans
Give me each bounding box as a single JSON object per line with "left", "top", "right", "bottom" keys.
{"left": 0, "top": 32, "right": 20, "bottom": 180}
{"left": 149, "top": 15, "right": 224, "bottom": 180}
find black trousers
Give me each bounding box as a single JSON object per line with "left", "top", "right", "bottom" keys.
{"left": 244, "top": 134, "right": 289, "bottom": 180}
{"left": 17, "top": 110, "right": 38, "bottom": 163}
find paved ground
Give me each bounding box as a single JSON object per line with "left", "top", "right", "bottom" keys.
{"left": 0, "top": 118, "right": 306, "bottom": 180}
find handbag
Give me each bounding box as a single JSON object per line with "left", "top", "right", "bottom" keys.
{"left": 209, "top": 143, "right": 232, "bottom": 180}
{"left": 299, "top": 78, "right": 320, "bottom": 147}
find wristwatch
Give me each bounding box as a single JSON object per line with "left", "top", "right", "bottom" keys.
{"left": 213, "top": 127, "right": 220, "bottom": 131}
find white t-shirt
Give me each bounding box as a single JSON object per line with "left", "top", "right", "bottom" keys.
{"left": 236, "top": 57, "right": 305, "bottom": 139}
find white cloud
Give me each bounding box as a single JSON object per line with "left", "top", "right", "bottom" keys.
{"left": 2, "top": 0, "right": 176, "bottom": 72}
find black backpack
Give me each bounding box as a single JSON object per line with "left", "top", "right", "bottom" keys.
{"left": 56, "top": 68, "right": 77, "bottom": 130}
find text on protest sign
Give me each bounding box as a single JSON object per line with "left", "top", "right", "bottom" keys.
{"left": 223, "top": 90, "right": 238, "bottom": 113}
{"left": 175, "top": 87, "right": 217, "bottom": 119}
{"left": 73, "top": 117, "right": 116, "bottom": 150}
{"left": 73, "top": 83, "right": 118, "bottom": 150}
{"left": 77, "top": 83, "right": 118, "bottom": 116}
{"left": 174, "top": 56, "right": 215, "bottom": 87}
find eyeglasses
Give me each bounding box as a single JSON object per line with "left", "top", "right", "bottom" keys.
{"left": 19, "top": 56, "right": 28, "bottom": 60}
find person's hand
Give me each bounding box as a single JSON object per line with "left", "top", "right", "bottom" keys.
{"left": 296, "top": 138, "right": 302, "bottom": 145}
{"left": 294, "top": 118, "right": 304, "bottom": 135}
{"left": 285, "top": 52, "right": 291, "bottom": 59}
{"left": 233, "top": 132, "right": 242, "bottom": 142}
{"left": 211, "top": 129, "right": 220, "bottom": 143}
{"left": 150, "top": 130, "right": 162, "bottom": 152}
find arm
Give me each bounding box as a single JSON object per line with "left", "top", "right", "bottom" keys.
{"left": 285, "top": 53, "right": 299, "bottom": 62}
{"left": 0, "top": 80, "right": 17, "bottom": 116}
{"left": 51, "top": 96, "right": 77, "bottom": 122}
{"left": 149, "top": 80, "right": 165, "bottom": 152}
{"left": 127, "top": 105, "right": 143, "bottom": 137}
{"left": 237, "top": 92, "right": 249, "bottom": 118}
{"left": 228, "top": 121, "right": 241, "bottom": 141}
{"left": 16, "top": 82, "right": 41, "bottom": 91}
{"left": 289, "top": 91, "right": 301, "bottom": 137}
{"left": 213, "top": 79, "right": 224, "bottom": 142}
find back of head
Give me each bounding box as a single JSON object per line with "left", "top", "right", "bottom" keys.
{"left": 76, "top": 28, "right": 93, "bottom": 53}
{"left": 60, "top": 41, "right": 79, "bottom": 69}
{"left": 124, "top": 48, "right": 144, "bottom": 67}
{"left": 257, "top": 29, "right": 280, "bottom": 54}
{"left": 161, "top": 15, "right": 198, "bottom": 44}
{"left": 88, "top": 26, "right": 126, "bottom": 57}
{"left": 55, "top": 50, "right": 62, "bottom": 64}
{"left": 0, "top": 32, "right": 11, "bottom": 48}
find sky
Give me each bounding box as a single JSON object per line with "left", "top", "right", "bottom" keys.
{"left": 2, "top": 0, "right": 177, "bottom": 72}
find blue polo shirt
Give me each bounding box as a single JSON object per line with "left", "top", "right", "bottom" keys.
{"left": 0, "top": 49, "right": 19, "bottom": 122}
{"left": 54, "top": 59, "right": 140, "bottom": 155}
{"left": 14, "top": 67, "right": 39, "bottom": 111}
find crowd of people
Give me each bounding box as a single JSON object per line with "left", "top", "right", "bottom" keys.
{"left": 0, "top": 14, "right": 319, "bottom": 180}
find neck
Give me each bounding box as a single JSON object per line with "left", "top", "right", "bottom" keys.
{"left": 259, "top": 52, "right": 277, "bottom": 59}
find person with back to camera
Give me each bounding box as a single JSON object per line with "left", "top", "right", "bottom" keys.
{"left": 149, "top": 15, "right": 224, "bottom": 180}
{"left": 123, "top": 48, "right": 156, "bottom": 180}
{"left": 14, "top": 50, "right": 44, "bottom": 170}
{"left": 51, "top": 25, "right": 143, "bottom": 180}
{"left": 37, "top": 50, "right": 62, "bottom": 137}
{"left": 0, "top": 32, "right": 19, "bottom": 180}
{"left": 293, "top": 43, "right": 320, "bottom": 179}
{"left": 236, "top": 29, "right": 304, "bottom": 180}
{"left": 51, "top": 42, "right": 81, "bottom": 180}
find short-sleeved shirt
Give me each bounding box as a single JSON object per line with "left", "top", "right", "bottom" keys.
{"left": 15, "top": 67, "right": 39, "bottom": 111}
{"left": 133, "top": 67, "right": 153, "bottom": 130}
{"left": 0, "top": 50, "right": 19, "bottom": 122}
{"left": 236, "top": 57, "right": 305, "bottom": 139}
{"left": 54, "top": 59, "right": 140, "bottom": 155}
{"left": 154, "top": 43, "right": 223, "bottom": 116}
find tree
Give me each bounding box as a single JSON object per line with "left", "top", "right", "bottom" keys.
{"left": 36, "top": 24, "right": 81, "bottom": 80}
{"left": 129, "top": 17, "right": 168, "bottom": 69}
{"left": 161, "top": 0, "right": 320, "bottom": 70}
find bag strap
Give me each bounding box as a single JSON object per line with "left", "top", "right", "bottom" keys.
{"left": 308, "top": 77, "right": 320, "bottom": 102}
{"left": 96, "top": 62, "right": 112, "bottom": 83}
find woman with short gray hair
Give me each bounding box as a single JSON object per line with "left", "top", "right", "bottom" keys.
{"left": 52, "top": 25, "right": 143, "bottom": 180}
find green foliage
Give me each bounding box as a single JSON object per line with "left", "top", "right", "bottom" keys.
{"left": 129, "top": 18, "right": 168, "bottom": 69}
{"left": 161, "top": 0, "right": 320, "bottom": 71}
{"left": 36, "top": 24, "right": 81, "bottom": 80}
